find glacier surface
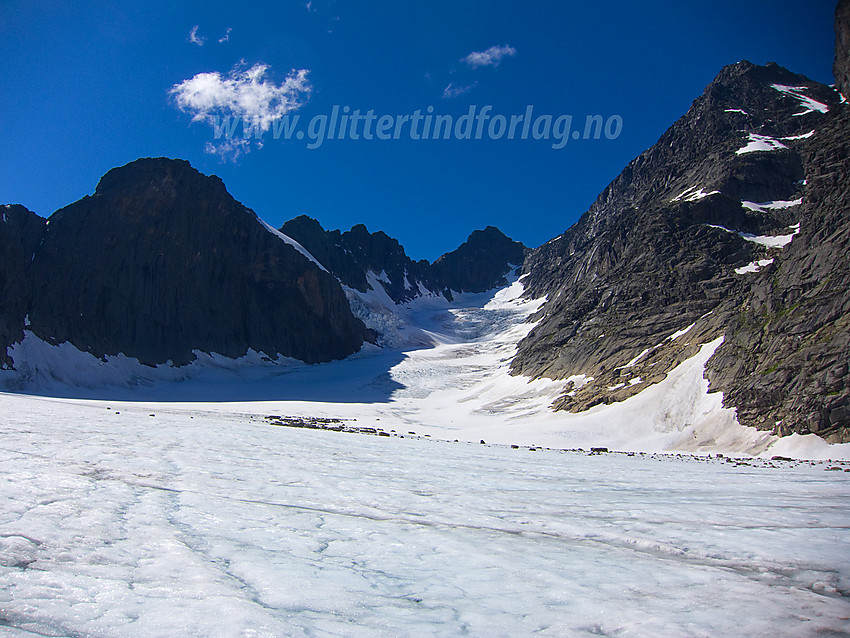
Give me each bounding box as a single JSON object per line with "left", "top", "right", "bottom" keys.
{"left": 0, "top": 392, "right": 848, "bottom": 636}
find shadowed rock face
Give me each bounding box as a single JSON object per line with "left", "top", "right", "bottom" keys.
{"left": 281, "top": 215, "right": 433, "bottom": 303}
{"left": 281, "top": 217, "right": 526, "bottom": 303}
{"left": 0, "top": 205, "right": 45, "bottom": 368}
{"left": 511, "top": 57, "right": 849, "bottom": 439}
{"left": 430, "top": 226, "right": 527, "bottom": 298}
{"left": 25, "top": 158, "right": 367, "bottom": 365}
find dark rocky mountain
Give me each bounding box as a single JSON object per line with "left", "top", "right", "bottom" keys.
{"left": 280, "top": 215, "right": 432, "bottom": 303}
{"left": 20, "top": 158, "right": 367, "bottom": 365}
{"left": 430, "top": 226, "right": 527, "bottom": 298}
{"left": 281, "top": 216, "right": 526, "bottom": 303}
{"left": 511, "top": 9, "right": 850, "bottom": 441}
{"left": 0, "top": 205, "right": 46, "bottom": 368}
{"left": 0, "top": 160, "right": 525, "bottom": 371}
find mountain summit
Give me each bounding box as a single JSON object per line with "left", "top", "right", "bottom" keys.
{"left": 512, "top": 55, "right": 847, "bottom": 440}
{"left": 17, "top": 158, "right": 368, "bottom": 365}
{"left": 280, "top": 216, "right": 526, "bottom": 303}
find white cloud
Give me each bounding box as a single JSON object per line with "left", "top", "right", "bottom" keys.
{"left": 188, "top": 25, "right": 205, "bottom": 46}
{"left": 218, "top": 27, "right": 232, "bottom": 43}
{"left": 170, "top": 63, "right": 311, "bottom": 159}
{"left": 204, "top": 137, "right": 251, "bottom": 161}
{"left": 462, "top": 44, "right": 516, "bottom": 68}
{"left": 442, "top": 82, "right": 476, "bottom": 99}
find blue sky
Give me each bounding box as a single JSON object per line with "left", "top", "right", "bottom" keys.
{"left": 1, "top": 0, "right": 838, "bottom": 260}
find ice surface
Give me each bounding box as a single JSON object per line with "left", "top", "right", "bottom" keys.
{"left": 771, "top": 84, "right": 830, "bottom": 116}
{"left": 2, "top": 278, "right": 844, "bottom": 459}
{"left": 2, "top": 276, "right": 850, "bottom": 635}
{"left": 735, "top": 133, "right": 788, "bottom": 155}
{"left": 724, "top": 108, "right": 749, "bottom": 115}
{"left": 0, "top": 392, "right": 848, "bottom": 636}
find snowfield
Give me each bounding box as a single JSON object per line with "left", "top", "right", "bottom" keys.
{"left": 1, "top": 280, "right": 849, "bottom": 635}
{"left": 0, "top": 393, "right": 849, "bottom": 637}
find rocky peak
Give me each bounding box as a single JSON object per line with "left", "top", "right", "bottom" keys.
{"left": 430, "top": 226, "right": 526, "bottom": 298}
{"left": 279, "top": 215, "right": 368, "bottom": 291}
{"left": 281, "top": 217, "right": 526, "bottom": 304}
{"left": 281, "top": 216, "right": 431, "bottom": 303}
{"left": 23, "top": 158, "right": 367, "bottom": 366}
{"left": 512, "top": 59, "right": 843, "bottom": 437}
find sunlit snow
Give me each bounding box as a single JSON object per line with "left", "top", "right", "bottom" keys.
{"left": 707, "top": 223, "right": 800, "bottom": 248}
{"left": 771, "top": 84, "right": 830, "bottom": 116}
{"left": 735, "top": 133, "right": 788, "bottom": 155}
{"left": 735, "top": 257, "right": 775, "bottom": 274}
{"left": 782, "top": 130, "right": 816, "bottom": 141}
{"left": 741, "top": 198, "right": 803, "bottom": 214}
{"left": 1, "top": 392, "right": 848, "bottom": 636}
{"left": 2, "top": 278, "right": 842, "bottom": 460}
{"left": 258, "top": 218, "right": 328, "bottom": 271}
{"left": 666, "top": 322, "right": 695, "bottom": 341}
{"left": 670, "top": 186, "right": 720, "bottom": 202}
{"left": 621, "top": 348, "right": 651, "bottom": 368}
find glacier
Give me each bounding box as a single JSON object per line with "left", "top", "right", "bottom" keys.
{"left": 0, "top": 390, "right": 848, "bottom": 636}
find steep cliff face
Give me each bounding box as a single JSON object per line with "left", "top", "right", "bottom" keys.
{"left": 0, "top": 205, "right": 45, "bottom": 368}
{"left": 24, "top": 158, "right": 366, "bottom": 365}
{"left": 511, "top": 60, "right": 845, "bottom": 437}
{"left": 281, "top": 216, "right": 525, "bottom": 303}
{"left": 706, "top": 96, "right": 850, "bottom": 442}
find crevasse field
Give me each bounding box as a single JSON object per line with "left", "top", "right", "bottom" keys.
{"left": 1, "top": 280, "right": 849, "bottom": 636}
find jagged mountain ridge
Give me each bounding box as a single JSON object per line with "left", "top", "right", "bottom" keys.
{"left": 511, "top": 53, "right": 848, "bottom": 440}
{"left": 280, "top": 215, "right": 427, "bottom": 303}
{"left": 280, "top": 216, "right": 526, "bottom": 303}
{"left": 0, "top": 159, "right": 526, "bottom": 369}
